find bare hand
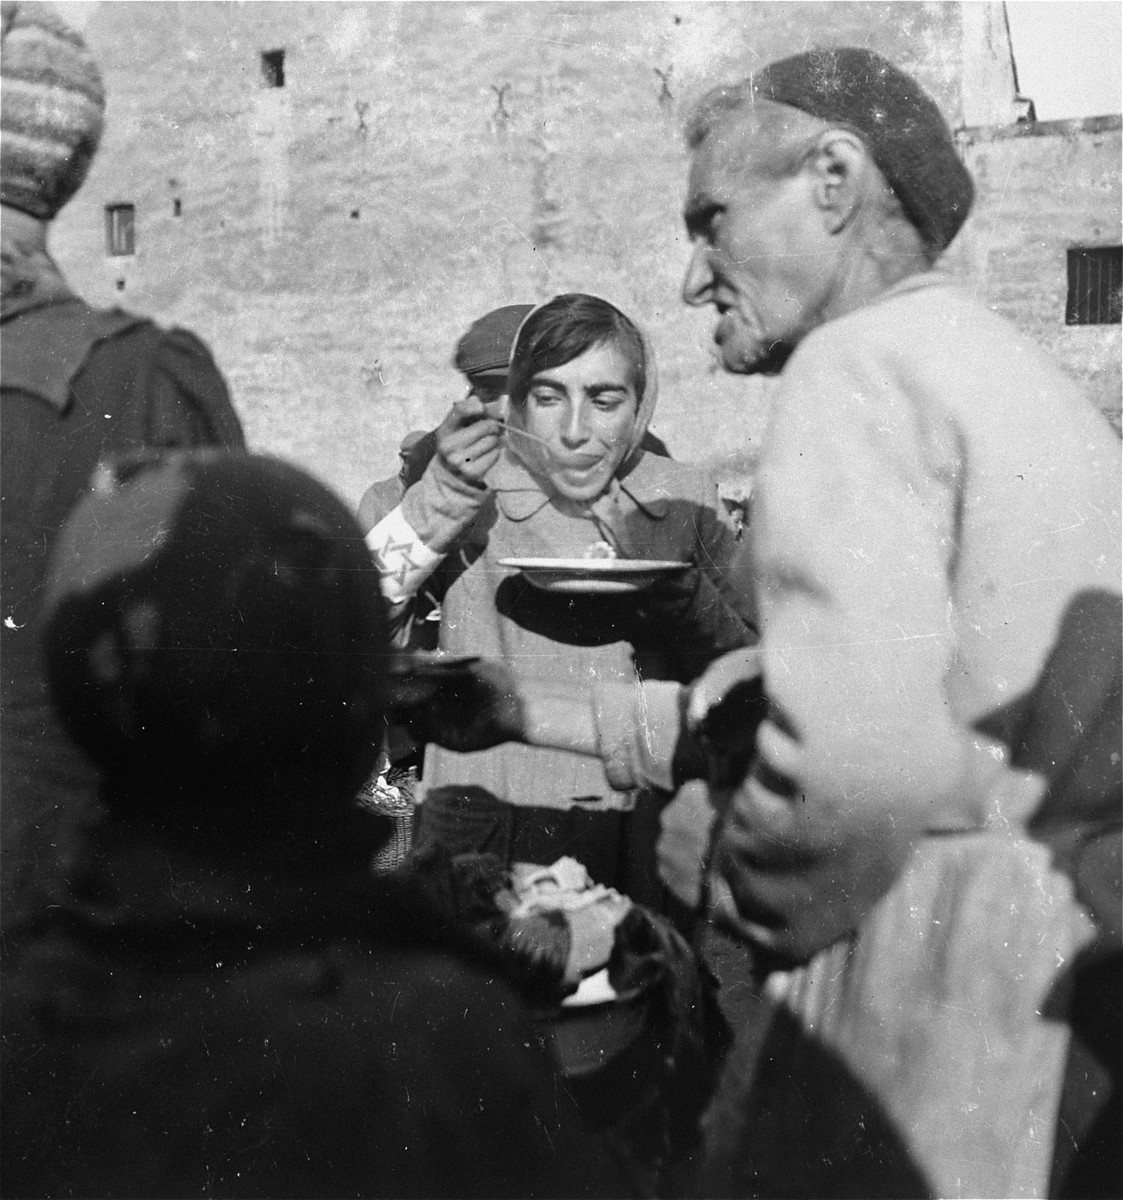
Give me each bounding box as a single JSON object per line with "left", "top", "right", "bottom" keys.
{"left": 434, "top": 396, "right": 502, "bottom": 487}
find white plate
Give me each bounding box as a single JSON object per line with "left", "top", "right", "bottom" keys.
{"left": 498, "top": 557, "right": 689, "bottom": 595}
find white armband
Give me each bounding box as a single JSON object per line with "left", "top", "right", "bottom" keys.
{"left": 365, "top": 506, "right": 444, "bottom": 604}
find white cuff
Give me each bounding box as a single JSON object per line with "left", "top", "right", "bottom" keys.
{"left": 365, "top": 505, "right": 443, "bottom": 604}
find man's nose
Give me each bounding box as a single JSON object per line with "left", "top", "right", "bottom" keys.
{"left": 561, "top": 405, "right": 590, "bottom": 444}
{"left": 682, "top": 243, "right": 713, "bottom": 307}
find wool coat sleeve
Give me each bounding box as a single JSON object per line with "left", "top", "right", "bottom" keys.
{"left": 709, "top": 330, "right": 1037, "bottom": 963}
{"left": 358, "top": 447, "right": 489, "bottom": 645}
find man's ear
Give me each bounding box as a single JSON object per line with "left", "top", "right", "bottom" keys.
{"left": 807, "top": 129, "right": 873, "bottom": 235}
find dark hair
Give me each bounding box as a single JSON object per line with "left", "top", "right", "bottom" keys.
{"left": 508, "top": 294, "right": 645, "bottom": 405}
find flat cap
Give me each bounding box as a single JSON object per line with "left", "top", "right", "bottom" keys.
{"left": 453, "top": 304, "right": 533, "bottom": 378}
{"left": 753, "top": 47, "right": 974, "bottom": 254}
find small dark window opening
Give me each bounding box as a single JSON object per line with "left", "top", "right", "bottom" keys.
{"left": 115, "top": 278, "right": 126, "bottom": 291}
{"left": 173, "top": 197, "right": 182, "bottom": 217}
{"left": 105, "top": 203, "right": 135, "bottom": 256}
{"left": 1066, "top": 246, "right": 1122, "bottom": 325}
{"left": 350, "top": 208, "right": 360, "bottom": 220}
{"left": 261, "top": 49, "right": 285, "bottom": 88}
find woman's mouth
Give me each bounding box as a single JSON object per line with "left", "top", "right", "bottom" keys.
{"left": 557, "top": 456, "right": 603, "bottom": 474}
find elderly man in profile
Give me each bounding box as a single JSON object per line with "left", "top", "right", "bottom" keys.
{"left": 405, "top": 47, "right": 1120, "bottom": 1199}
{"left": 676, "top": 49, "right": 1121, "bottom": 952}
{"left": 667, "top": 47, "right": 1121, "bottom": 1198}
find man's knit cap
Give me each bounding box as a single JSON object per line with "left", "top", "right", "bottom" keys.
{"left": 1, "top": 0, "right": 105, "bottom": 219}
{"left": 753, "top": 47, "right": 974, "bottom": 254}
{"left": 454, "top": 304, "right": 533, "bottom": 380}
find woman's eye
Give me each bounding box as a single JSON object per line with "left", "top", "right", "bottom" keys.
{"left": 593, "top": 394, "right": 627, "bottom": 412}
{"left": 525, "top": 398, "right": 561, "bottom": 417}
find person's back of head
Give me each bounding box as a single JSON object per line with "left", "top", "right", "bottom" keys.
{"left": 41, "top": 451, "right": 389, "bottom": 842}
{"left": 16, "top": 453, "right": 636, "bottom": 1200}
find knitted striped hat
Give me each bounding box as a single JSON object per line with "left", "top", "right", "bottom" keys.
{"left": 753, "top": 48, "right": 974, "bottom": 254}
{"left": 1, "top": 0, "right": 105, "bottom": 219}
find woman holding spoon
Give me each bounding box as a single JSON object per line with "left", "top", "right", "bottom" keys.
{"left": 366, "top": 294, "right": 755, "bottom": 907}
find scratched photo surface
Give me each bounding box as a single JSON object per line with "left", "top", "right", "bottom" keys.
{"left": 5, "top": 3, "right": 1122, "bottom": 1199}
{"left": 48, "top": 0, "right": 1120, "bottom": 513}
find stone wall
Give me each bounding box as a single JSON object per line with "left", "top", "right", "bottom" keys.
{"left": 46, "top": 1, "right": 1117, "bottom": 508}
{"left": 959, "top": 116, "right": 1122, "bottom": 429}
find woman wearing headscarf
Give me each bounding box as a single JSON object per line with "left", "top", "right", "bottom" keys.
{"left": 365, "top": 294, "right": 756, "bottom": 905}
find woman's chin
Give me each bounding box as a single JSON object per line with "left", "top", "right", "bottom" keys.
{"left": 547, "top": 470, "right": 612, "bottom": 505}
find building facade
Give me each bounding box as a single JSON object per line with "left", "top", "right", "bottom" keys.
{"left": 957, "top": 115, "right": 1121, "bottom": 428}
{"left": 49, "top": 2, "right": 1121, "bottom": 504}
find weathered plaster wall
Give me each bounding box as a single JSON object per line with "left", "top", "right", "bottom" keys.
{"left": 959, "top": 117, "right": 1122, "bottom": 428}
{"left": 46, "top": 1, "right": 1117, "bottom": 507}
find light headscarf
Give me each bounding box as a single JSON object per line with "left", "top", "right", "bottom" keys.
{"left": 503, "top": 293, "right": 659, "bottom": 496}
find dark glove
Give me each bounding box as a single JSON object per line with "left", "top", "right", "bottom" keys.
{"left": 634, "top": 567, "right": 756, "bottom": 681}
{"left": 684, "top": 647, "right": 769, "bottom": 793}
{"left": 386, "top": 657, "right": 526, "bottom": 752}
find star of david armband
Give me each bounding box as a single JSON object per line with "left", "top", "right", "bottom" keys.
{"left": 365, "top": 506, "right": 444, "bottom": 604}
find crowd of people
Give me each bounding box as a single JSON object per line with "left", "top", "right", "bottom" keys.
{"left": 1, "top": 3, "right": 1119, "bottom": 1198}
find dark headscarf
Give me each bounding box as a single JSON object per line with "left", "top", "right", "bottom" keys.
{"left": 41, "top": 452, "right": 390, "bottom": 820}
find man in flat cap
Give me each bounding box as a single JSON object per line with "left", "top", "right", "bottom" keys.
{"left": 405, "top": 47, "right": 1121, "bottom": 1198}
{"left": 356, "top": 305, "right": 534, "bottom": 669}
{"left": 358, "top": 304, "right": 533, "bottom": 539}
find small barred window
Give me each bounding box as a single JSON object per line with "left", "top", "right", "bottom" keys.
{"left": 1065, "top": 246, "right": 1122, "bottom": 325}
